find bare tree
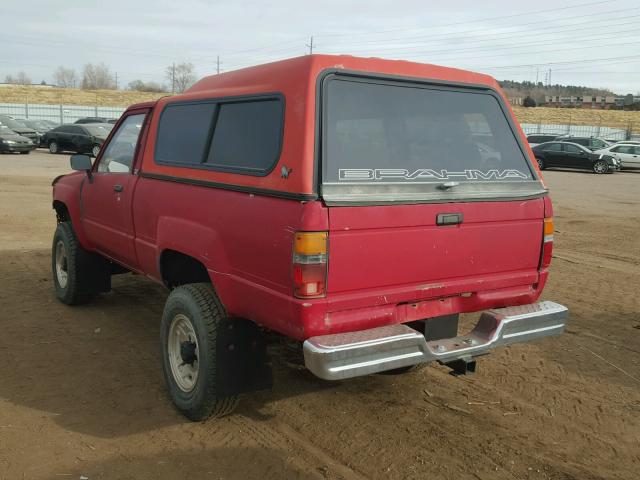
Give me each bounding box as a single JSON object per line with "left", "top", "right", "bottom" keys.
{"left": 4, "top": 72, "right": 31, "bottom": 85}
{"left": 53, "top": 66, "right": 78, "bottom": 88}
{"left": 165, "top": 62, "right": 196, "bottom": 93}
{"left": 127, "top": 79, "right": 166, "bottom": 93}
{"left": 81, "top": 63, "right": 116, "bottom": 90}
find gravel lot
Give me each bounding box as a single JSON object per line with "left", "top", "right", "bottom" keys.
{"left": 0, "top": 150, "right": 638, "bottom": 480}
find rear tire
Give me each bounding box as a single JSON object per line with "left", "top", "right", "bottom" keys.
{"left": 161, "top": 283, "right": 239, "bottom": 421}
{"left": 49, "top": 141, "right": 59, "bottom": 154}
{"left": 593, "top": 160, "right": 608, "bottom": 174}
{"left": 20, "top": 151, "right": 30, "bottom": 155}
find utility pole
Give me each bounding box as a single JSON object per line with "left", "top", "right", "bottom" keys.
{"left": 306, "top": 36, "right": 314, "bottom": 55}
{"left": 115, "top": 72, "right": 118, "bottom": 90}
{"left": 548, "top": 69, "right": 552, "bottom": 86}
{"left": 535, "top": 68, "right": 539, "bottom": 85}
{"left": 171, "top": 62, "right": 175, "bottom": 94}
{"left": 216, "top": 55, "right": 220, "bottom": 74}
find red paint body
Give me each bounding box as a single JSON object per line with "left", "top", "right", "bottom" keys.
{"left": 52, "top": 55, "right": 552, "bottom": 341}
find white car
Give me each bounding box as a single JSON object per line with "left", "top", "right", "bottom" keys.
{"left": 595, "top": 143, "right": 640, "bottom": 169}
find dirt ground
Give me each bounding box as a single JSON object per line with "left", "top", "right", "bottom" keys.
{"left": 0, "top": 150, "right": 638, "bottom": 480}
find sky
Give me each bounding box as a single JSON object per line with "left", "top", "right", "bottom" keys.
{"left": 1, "top": 0, "right": 639, "bottom": 93}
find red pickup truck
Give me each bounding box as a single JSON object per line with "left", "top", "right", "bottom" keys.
{"left": 51, "top": 55, "right": 568, "bottom": 421}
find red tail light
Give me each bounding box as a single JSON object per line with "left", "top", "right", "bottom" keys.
{"left": 540, "top": 217, "right": 553, "bottom": 268}
{"left": 292, "top": 232, "right": 328, "bottom": 298}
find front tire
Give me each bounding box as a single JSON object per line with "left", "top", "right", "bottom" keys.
{"left": 49, "top": 141, "right": 60, "bottom": 154}
{"left": 536, "top": 157, "right": 546, "bottom": 170}
{"left": 161, "top": 283, "right": 239, "bottom": 421}
{"left": 593, "top": 160, "right": 608, "bottom": 174}
{"left": 91, "top": 144, "right": 100, "bottom": 157}
{"left": 52, "top": 222, "right": 91, "bottom": 305}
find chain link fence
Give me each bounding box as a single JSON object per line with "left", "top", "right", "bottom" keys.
{"left": 0, "top": 102, "right": 125, "bottom": 125}
{"left": 1, "top": 102, "right": 638, "bottom": 142}
{"left": 520, "top": 123, "right": 638, "bottom": 142}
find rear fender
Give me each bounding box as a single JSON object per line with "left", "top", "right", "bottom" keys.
{"left": 155, "top": 216, "right": 231, "bottom": 279}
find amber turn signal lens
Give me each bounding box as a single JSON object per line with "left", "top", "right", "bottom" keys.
{"left": 543, "top": 217, "right": 554, "bottom": 242}
{"left": 294, "top": 232, "right": 328, "bottom": 256}
{"left": 293, "top": 231, "right": 328, "bottom": 298}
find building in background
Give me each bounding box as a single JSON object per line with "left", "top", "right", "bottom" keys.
{"left": 543, "top": 95, "right": 640, "bottom": 109}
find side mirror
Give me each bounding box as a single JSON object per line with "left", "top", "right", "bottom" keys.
{"left": 70, "top": 154, "right": 93, "bottom": 181}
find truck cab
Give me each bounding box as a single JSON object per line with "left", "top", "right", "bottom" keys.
{"left": 51, "top": 55, "right": 567, "bottom": 421}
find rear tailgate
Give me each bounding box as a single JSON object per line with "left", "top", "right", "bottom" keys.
{"left": 327, "top": 199, "right": 543, "bottom": 295}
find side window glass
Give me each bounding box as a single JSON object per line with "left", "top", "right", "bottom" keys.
{"left": 206, "top": 99, "right": 283, "bottom": 174}
{"left": 545, "top": 143, "right": 561, "bottom": 152}
{"left": 634, "top": 147, "right": 640, "bottom": 155}
{"left": 565, "top": 144, "right": 580, "bottom": 153}
{"left": 155, "top": 103, "right": 216, "bottom": 165}
{"left": 97, "top": 114, "right": 146, "bottom": 173}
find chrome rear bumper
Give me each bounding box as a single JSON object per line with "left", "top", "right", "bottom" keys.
{"left": 303, "top": 301, "right": 568, "bottom": 380}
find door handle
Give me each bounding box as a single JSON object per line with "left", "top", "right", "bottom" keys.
{"left": 113, "top": 184, "right": 123, "bottom": 192}
{"left": 436, "top": 213, "right": 463, "bottom": 226}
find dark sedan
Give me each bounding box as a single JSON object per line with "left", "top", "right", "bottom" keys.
{"left": 16, "top": 119, "right": 55, "bottom": 146}
{"left": 0, "top": 115, "right": 40, "bottom": 146}
{"left": 0, "top": 125, "right": 37, "bottom": 154}
{"left": 75, "top": 117, "right": 118, "bottom": 124}
{"left": 42, "top": 123, "right": 113, "bottom": 157}
{"left": 532, "top": 141, "right": 620, "bottom": 174}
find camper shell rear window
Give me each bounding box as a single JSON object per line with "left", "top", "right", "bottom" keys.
{"left": 320, "top": 74, "right": 545, "bottom": 204}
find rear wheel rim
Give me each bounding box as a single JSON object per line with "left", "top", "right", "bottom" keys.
{"left": 92, "top": 145, "right": 100, "bottom": 157}
{"left": 168, "top": 313, "right": 200, "bottom": 392}
{"left": 55, "top": 240, "right": 68, "bottom": 288}
{"left": 594, "top": 161, "right": 607, "bottom": 173}
{"left": 49, "top": 142, "right": 58, "bottom": 153}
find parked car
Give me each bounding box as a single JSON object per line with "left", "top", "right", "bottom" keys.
{"left": 526, "top": 134, "right": 562, "bottom": 147}
{"left": 75, "top": 117, "right": 113, "bottom": 124}
{"left": 555, "top": 136, "right": 611, "bottom": 151}
{"left": 612, "top": 140, "right": 640, "bottom": 145}
{"left": 532, "top": 141, "right": 620, "bottom": 173}
{"left": 595, "top": 143, "right": 640, "bottom": 169}
{"left": 0, "top": 125, "right": 37, "bottom": 154}
{"left": 0, "top": 115, "right": 40, "bottom": 146}
{"left": 51, "top": 54, "right": 568, "bottom": 421}
{"left": 43, "top": 123, "right": 113, "bottom": 156}
{"left": 40, "top": 120, "right": 59, "bottom": 128}
{"left": 16, "top": 119, "right": 55, "bottom": 146}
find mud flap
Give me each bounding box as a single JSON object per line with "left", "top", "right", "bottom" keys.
{"left": 76, "top": 247, "right": 111, "bottom": 294}
{"left": 215, "top": 318, "right": 273, "bottom": 397}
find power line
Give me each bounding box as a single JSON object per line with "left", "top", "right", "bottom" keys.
{"left": 314, "top": 0, "right": 619, "bottom": 38}
{"left": 320, "top": 15, "right": 640, "bottom": 51}
{"left": 207, "top": 3, "right": 634, "bottom": 62}
{"left": 319, "top": 26, "right": 640, "bottom": 61}
{"left": 199, "top": 7, "right": 638, "bottom": 68}
{"left": 484, "top": 53, "right": 640, "bottom": 69}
